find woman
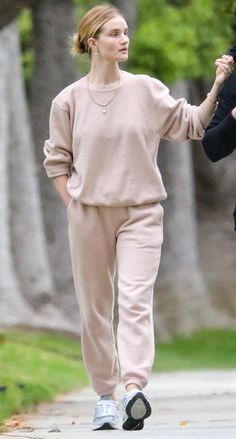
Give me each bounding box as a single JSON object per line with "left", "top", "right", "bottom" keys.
{"left": 43, "top": 4, "right": 232, "bottom": 431}
{"left": 202, "top": 44, "right": 236, "bottom": 230}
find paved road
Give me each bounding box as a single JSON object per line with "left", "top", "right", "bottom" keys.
{"left": 1, "top": 370, "right": 236, "bottom": 438}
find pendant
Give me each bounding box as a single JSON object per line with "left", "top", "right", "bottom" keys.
{"left": 102, "top": 107, "right": 107, "bottom": 115}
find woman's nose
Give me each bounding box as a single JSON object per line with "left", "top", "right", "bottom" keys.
{"left": 121, "top": 34, "right": 129, "bottom": 44}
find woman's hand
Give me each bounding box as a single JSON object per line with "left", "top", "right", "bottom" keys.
{"left": 200, "top": 54, "right": 234, "bottom": 123}
{"left": 215, "top": 54, "right": 234, "bottom": 86}
{"left": 52, "top": 175, "right": 71, "bottom": 207}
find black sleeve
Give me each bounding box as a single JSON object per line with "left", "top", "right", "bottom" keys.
{"left": 202, "top": 72, "right": 236, "bottom": 162}
{"left": 229, "top": 42, "right": 236, "bottom": 62}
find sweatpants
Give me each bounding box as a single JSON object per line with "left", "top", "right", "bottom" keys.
{"left": 67, "top": 200, "right": 164, "bottom": 396}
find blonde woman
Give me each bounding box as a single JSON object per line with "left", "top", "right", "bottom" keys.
{"left": 43, "top": 4, "right": 233, "bottom": 431}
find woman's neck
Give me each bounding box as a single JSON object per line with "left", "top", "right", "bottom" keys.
{"left": 88, "top": 60, "right": 121, "bottom": 85}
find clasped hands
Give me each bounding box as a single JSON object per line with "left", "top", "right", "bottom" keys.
{"left": 215, "top": 54, "right": 234, "bottom": 86}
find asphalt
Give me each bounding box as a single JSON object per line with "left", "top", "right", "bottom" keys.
{"left": 1, "top": 370, "right": 236, "bottom": 439}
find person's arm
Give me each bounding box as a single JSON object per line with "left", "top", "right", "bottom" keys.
{"left": 155, "top": 55, "right": 234, "bottom": 142}
{"left": 202, "top": 72, "right": 236, "bottom": 161}
{"left": 43, "top": 100, "right": 73, "bottom": 205}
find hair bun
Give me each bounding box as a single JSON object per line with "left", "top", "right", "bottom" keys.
{"left": 71, "top": 33, "right": 87, "bottom": 55}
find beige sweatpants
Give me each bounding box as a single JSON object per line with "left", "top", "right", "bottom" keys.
{"left": 68, "top": 200, "right": 163, "bottom": 396}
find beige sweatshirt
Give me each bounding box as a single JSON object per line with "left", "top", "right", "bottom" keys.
{"left": 43, "top": 71, "right": 212, "bottom": 206}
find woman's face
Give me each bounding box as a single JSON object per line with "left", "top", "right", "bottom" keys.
{"left": 92, "top": 15, "right": 129, "bottom": 62}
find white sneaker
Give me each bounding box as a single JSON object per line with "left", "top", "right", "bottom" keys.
{"left": 92, "top": 399, "right": 119, "bottom": 430}
{"left": 122, "top": 389, "right": 151, "bottom": 430}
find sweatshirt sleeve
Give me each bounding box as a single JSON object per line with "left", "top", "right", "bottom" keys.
{"left": 43, "top": 101, "right": 73, "bottom": 178}
{"left": 153, "top": 81, "right": 205, "bottom": 141}
{"left": 201, "top": 73, "right": 236, "bottom": 162}
{"left": 229, "top": 42, "right": 236, "bottom": 62}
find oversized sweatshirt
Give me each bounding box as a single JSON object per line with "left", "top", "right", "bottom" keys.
{"left": 44, "top": 71, "right": 212, "bottom": 206}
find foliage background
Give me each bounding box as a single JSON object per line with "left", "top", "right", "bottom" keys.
{"left": 19, "top": 0, "right": 236, "bottom": 89}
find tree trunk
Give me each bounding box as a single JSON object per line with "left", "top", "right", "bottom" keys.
{"left": 111, "top": 0, "right": 138, "bottom": 36}
{"left": 155, "top": 80, "right": 230, "bottom": 339}
{"left": 30, "top": 0, "right": 80, "bottom": 322}
{"left": 8, "top": 23, "right": 56, "bottom": 308}
{"left": 0, "top": 0, "right": 36, "bottom": 29}
{"left": 0, "top": 24, "right": 32, "bottom": 326}
{"left": 0, "top": 21, "right": 76, "bottom": 333}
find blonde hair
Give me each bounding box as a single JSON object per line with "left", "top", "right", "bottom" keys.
{"left": 71, "top": 4, "right": 122, "bottom": 55}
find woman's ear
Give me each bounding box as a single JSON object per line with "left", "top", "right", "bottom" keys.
{"left": 87, "top": 37, "right": 98, "bottom": 54}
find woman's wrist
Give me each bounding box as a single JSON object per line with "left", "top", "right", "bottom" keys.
{"left": 206, "top": 92, "right": 218, "bottom": 105}
{"left": 206, "top": 81, "right": 221, "bottom": 105}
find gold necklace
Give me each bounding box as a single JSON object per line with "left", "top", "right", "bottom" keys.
{"left": 86, "top": 74, "right": 121, "bottom": 115}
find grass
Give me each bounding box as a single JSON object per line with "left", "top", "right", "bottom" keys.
{"left": 0, "top": 330, "right": 89, "bottom": 424}
{"left": 0, "top": 328, "right": 235, "bottom": 425}
{"left": 154, "top": 328, "right": 236, "bottom": 371}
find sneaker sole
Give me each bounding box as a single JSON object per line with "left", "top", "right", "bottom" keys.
{"left": 122, "top": 392, "right": 152, "bottom": 430}
{"left": 93, "top": 422, "right": 118, "bottom": 431}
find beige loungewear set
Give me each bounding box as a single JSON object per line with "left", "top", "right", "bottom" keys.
{"left": 44, "top": 71, "right": 211, "bottom": 395}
